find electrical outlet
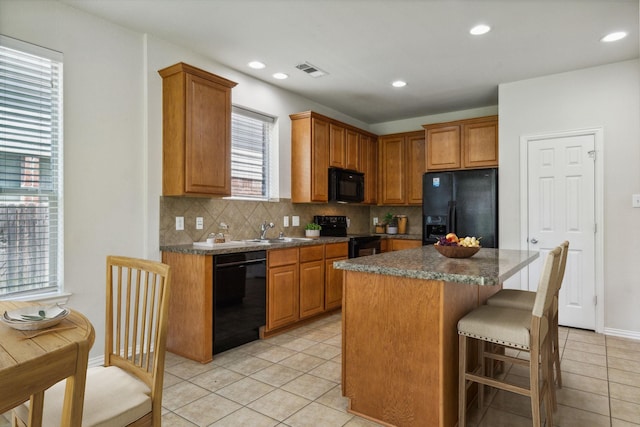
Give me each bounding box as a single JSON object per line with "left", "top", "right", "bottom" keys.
{"left": 633, "top": 194, "right": 640, "bottom": 208}
{"left": 196, "top": 217, "right": 203, "bottom": 229}
{"left": 175, "top": 216, "right": 184, "bottom": 231}
{"left": 283, "top": 216, "right": 289, "bottom": 227}
{"left": 373, "top": 217, "right": 378, "bottom": 225}
{"left": 292, "top": 216, "right": 300, "bottom": 227}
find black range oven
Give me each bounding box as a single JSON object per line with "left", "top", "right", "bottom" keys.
{"left": 313, "top": 215, "right": 381, "bottom": 258}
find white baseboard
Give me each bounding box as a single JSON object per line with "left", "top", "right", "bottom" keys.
{"left": 88, "top": 354, "right": 105, "bottom": 368}
{"left": 603, "top": 327, "right": 640, "bottom": 341}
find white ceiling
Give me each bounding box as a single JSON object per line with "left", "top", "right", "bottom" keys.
{"left": 61, "top": 0, "right": 639, "bottom": 124}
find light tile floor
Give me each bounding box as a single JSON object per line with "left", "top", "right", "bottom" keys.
{"left": 3, "top": 313, "right": 639, "bottom": 426}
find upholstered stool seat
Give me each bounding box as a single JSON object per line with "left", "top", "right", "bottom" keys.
{"left": 486, "top": 289, "right": 536, "bottom": 311}
{"left": 458, "top": 305, "right": 548, "bottom": 351}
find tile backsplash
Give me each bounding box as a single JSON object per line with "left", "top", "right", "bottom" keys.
{"left": 160, "top": 197, "right": 423, "bottom": 246}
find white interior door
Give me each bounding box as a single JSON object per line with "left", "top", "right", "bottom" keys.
{"left": 526, "top": 132, "right": 596, "bottom": 330}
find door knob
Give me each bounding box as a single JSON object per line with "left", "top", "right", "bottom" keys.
{"left": 530, "top": 238, "right": 538, "bottom": 244}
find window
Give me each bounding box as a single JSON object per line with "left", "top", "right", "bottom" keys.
{"left": 230, "top": 106, "right": 274, "bottom": 200}
{"left": 0, "top": 36, "right": 62, "bottom": 297}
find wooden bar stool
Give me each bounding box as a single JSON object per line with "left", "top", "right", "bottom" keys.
{"left": 486, "top": 241, "right": 569, "bottom": 397}
{"left": 457, "top": 246, "right": 562, "bottom": 427}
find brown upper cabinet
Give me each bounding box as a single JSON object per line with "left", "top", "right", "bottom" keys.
{"left": 423, "top": 115, "right": 498, "bottom": 171}
{"left": 329, "top": 124, "right": 346, "bottom": 168}
{"left": 290, "top": 112, "right": 330, "bottom": 203}
{"left": 290, "top": 111, "right": 375, "bottom": 203}
{"left": 378, "top": 131, "right": 425, "bottom": 206}
{"left": 359, "top": 134, "right": 377, "bottom": 205}
{"left": 158, "top": 63, "right": 237, "bottom": 196}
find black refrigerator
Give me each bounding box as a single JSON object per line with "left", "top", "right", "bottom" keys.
{"left": 422, "top": 168, "right": 498, "bottom": 248}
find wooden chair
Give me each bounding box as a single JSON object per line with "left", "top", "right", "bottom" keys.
{"left": 486, "top": 241, "right": 569, "bottom": 394}
{"left": 14, "top": 256, "right": 171, "bottom": 427}
{"left": 457, "top": 246, "right": 562, "bottom": 427}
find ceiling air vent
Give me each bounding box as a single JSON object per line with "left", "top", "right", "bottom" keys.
{"left": 295, "top": 62, "right": 328, "bottom": 78}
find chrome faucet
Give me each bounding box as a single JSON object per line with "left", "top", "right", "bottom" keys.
{"left": 260, "top": 221, "right": 275, "bottom": 240}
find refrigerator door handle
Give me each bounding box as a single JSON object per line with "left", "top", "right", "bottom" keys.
{"left": 448, "top": 201, "right": 457, "bottom": 233}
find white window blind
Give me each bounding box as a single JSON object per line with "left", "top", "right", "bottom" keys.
{"left": 231, "top": 106, "right": 274, "bottom": 199}
{"left": 0, "top": 36, "right": 62, "bottom": 297}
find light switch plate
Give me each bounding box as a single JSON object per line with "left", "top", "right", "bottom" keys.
{"left": 632, "top": 194, "right": 640, "bottom": 208}
{"left": 176, "top": 216, "right": 184, "bottom": 231}
{"left": 292, "top": 216, "right": 300, "bottom": 227}
{"left": 283, "top": 216, "right": 289, "bottom": 227}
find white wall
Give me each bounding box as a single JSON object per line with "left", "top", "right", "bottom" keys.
{"left": 1, "top": 0, "right": 146, "bottom": 358}
{"left": 369, "top": 105, "right": 498, "bottom": 135}
{"left": 499, "top": 60, "right": 640, "bottom": 336}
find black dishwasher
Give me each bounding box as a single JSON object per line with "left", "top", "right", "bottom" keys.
{"left": 213, "top": 250, "right": 266, "bottom": 354}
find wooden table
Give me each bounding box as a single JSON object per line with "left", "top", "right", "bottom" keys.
{"left": 0, "top": 301, "right": 95, "bottom": 426}
{"left": 335, "top": 247, "right": 539, "bottom": 427}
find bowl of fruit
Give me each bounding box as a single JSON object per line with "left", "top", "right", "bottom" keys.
{"left": 434, "top": 233, "right": 481, "bottom": 258}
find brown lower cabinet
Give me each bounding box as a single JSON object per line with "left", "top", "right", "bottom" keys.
{"left": 267, "top": 248, "right": 299, "bottom": 331}
{"left": 266, "top": 242, "right": 348, "bottom": 333}
{"left": 299, "top": 245, "right": 325, "bottom": 319}
{"left": 379, "top": 238, "right": 422, "bottom": 253}
{"left": 324, "top": 242, "right": 348, "bottom": 311}
{"left": 390, "top": 239, "right": 422, "bottom": 251}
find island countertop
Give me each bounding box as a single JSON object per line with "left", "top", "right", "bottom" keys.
{"left": 334, "top": 245, "right": 539, "bottom": 286}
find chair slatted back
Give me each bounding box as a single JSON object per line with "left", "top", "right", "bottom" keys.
{"left": 105, "top": 256, "right": 171, "bottom": 398}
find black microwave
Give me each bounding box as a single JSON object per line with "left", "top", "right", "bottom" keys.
{"left": 329, "top": 168, "right": 364, "bottom": 203}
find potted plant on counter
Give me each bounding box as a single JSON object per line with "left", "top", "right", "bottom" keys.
{"left": 386, "top": 215, "right": 398, "bottom": 235}
{"left": 304, "top": 223, "right": 321, "bottom": 238}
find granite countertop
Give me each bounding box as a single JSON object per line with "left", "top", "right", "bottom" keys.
{"left": 161, "top": 236, "right": 350, "bottom": 256}
{"left": 334, "top": 245, "right": 539, "bottom": 286}
{"left": 376, "top": 233, "right": 422, "bottom": 240}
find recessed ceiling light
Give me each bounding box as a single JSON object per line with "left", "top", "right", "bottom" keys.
{"left": 601, "top": 31, "right": 627, "bottom": 42}
{"left": 273, "top": 72, "right": 288, "bottom": 80}
{"left": 470, "top": 24, "right": 491, "bottom": 35}
{"left": 392, "top": 80, "right": 407, "bottom": 88}
{"left": 248, "top": 61, "right": 266, "bottom": 69}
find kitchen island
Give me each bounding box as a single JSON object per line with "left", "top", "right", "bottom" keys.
{"left": 334, "top": 246, "right": 538, "bottom": 427}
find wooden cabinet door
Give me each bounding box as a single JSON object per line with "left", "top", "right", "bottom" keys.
{"left": 379, "top": 135, "right": 406, "bottom": 205}
{"left": 390, "top": 239, "right": 423, "bottom": 251}
{"left": 426, "top": 125, "right": 461, "bottom": 171}
{"left": 463, "top": 118, "right": 498, "bottom": 168}
{"left": 299, "top": 259, "right": 325, "bottom": 319}
{"left": 345, "top": 129, "right": 360, "bottom": 171}
{"left": 267, "top": 248, "right": 299, "bottom": 331}
{"left": 185, "top": 73, "right": 232, "bottom": 195}
{"left": 311, "top": 118, "right": 330, "bottom": 202}
{"left": 159, "top": 63, "right": 236, "bottom": 197}
{"left": 360, "top": 135, "right": 377, "bottom": 204}
{"left": 329, "top": 123, "right": 346, "bottom": 168}
{"left": 325, "top": 256, "right": 346, "bottom": 310}
{"left": 267, "top": 263, "right": 299, "bottom": 330}
{"left": 406, "top": 132, "right": 425, "bottom": 205}
{"left": 325, "top": 242, "right": 348, "bottom": 311}
{"left": 299, "top": 245, "right": 325, "bottom": 319}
